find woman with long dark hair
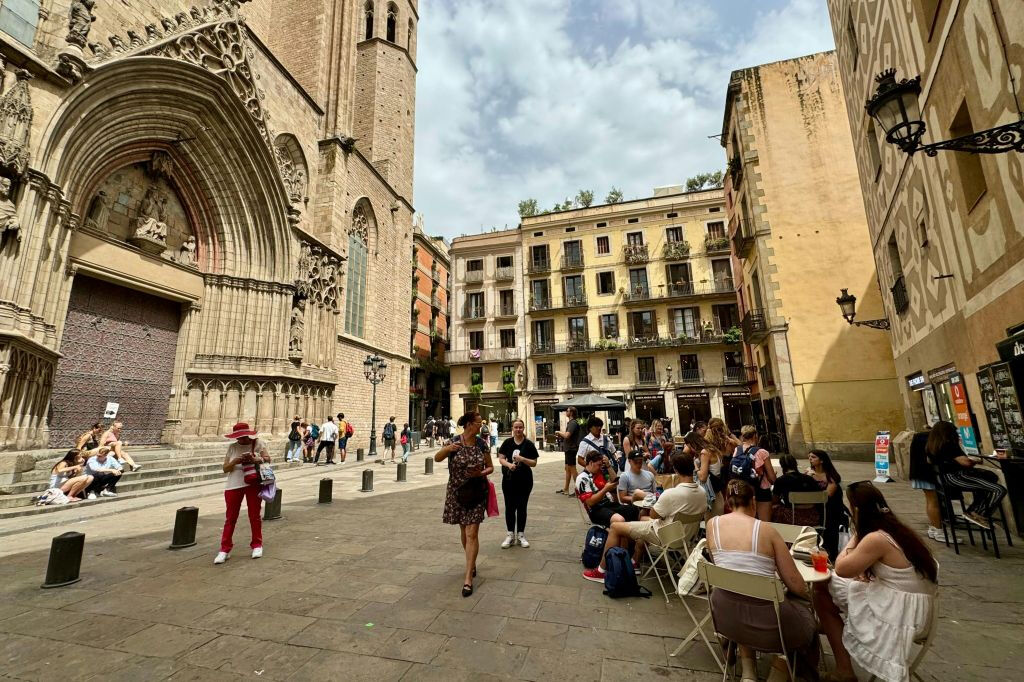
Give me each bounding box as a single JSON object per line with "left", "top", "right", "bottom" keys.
{"left": 927, "top": 420, "right": 1006, "bottom": 528}
{"left": 813, "top": 482, "right": 937, "bottom": 682}
{"left": 623, "top": 419, "right": 649, "bottom": 472}
{"left": 49, "top": 450, "right": 93, "bottom": 501}
{"left": 435, "top": 411, "right": 494, "bottom": 597}
{"left": 806, "top": 449, "right": 846, "bottom": 558}
{"left": 497, "top": 418, "right": 539, "bottom": 549}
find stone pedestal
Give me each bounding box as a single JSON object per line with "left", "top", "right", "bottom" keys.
{"left": 128, "top": 235, "right": 168, "bottom": 256}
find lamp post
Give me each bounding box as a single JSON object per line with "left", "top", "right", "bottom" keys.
{"left": 866, "top": 69, "right": 1024, "bottom": 156}
{"left": 835, "top": 288, "right": 891, "bottom": 330}
{"left": 363, "top": 354, "right": 388, "bottom": 456}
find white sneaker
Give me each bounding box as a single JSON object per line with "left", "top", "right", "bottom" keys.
{"left": 517, "top": 534, "right": 530, "bottom": 548}
{"left": 86, "top": 492, "right": 97, "bottom": 500}
{"left": 501, "top": 532, "right": 515, "bottom": 549}
{"left": 251, "top": 547, "right": 263, "bottom": 559}
{"left": 214, "top": 551, "right": 230, "bottom": 564}
{"left": 100, "top": 490, "right": 117, "bottom": 497}
{"left": 928, "top": 526, "right": 960, "bottom": 543}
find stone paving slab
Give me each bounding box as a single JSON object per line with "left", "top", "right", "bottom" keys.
{"left": 0, "top": 455, "right": 1023, "bottom": 680}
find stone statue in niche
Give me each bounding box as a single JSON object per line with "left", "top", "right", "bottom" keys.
{"left": 128, "top": 186, "right": 170, "bottom": 255}
{"left": 288, "top": 297, "right": 306, "bottom": 357}
{"left": 0, "top": 177, "right": 20, "bottom": 244}
{"left": 149, "top": 151, "right": 174, "bottom": 180}
{"left": 66, "top": 0, "right": 96, "bottom": 49}
{"left": 83, "top": 190, "right": 108, "bottom": 231}
{"left": 178, "top": 235, "right": 198, "bottom": 268}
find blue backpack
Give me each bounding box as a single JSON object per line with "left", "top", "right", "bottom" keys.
{"left": 310, "top": 424, "right": 320, "bottom": 439}
{"left": 603, "top": 546, "right": 652, "bottom": 599}
{"left": 731, "top": 445, "right": 761, "bottom": 484}
{"left": 581, "top": 526, "right": 608, "bottom": 569}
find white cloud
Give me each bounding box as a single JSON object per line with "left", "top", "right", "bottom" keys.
{"left": 413, "top": 0, "right": 836, "bottom": 238}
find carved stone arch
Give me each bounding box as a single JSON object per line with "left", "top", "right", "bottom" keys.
{"left": 274, "top": 133, "right": 308, "bottom": 206}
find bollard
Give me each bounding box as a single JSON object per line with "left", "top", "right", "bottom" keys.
{"left": 361, "top": 469, "right": 374, "bottom": 492}
{"left": 425, "top": 457, "right": 434, "bottom": 475}
{"left": 318, "top": 478, "right": 333, "bottom": 504}
{"left": 357, "top": 448, "right": 365, "bottom": 462}
{"left": 41, "top": 532, "right": 85, "bottom": 589}
{"left": 397, "top": 462, "right": 407, "bottom": 482}
{"left": 264, "top": 489, "right": 282, "bottom": 520}
{"left": 168, "top": 506, "right": 199, "bottom": 549}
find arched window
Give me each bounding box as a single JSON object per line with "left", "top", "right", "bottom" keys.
{"left": 345, "top": 203, "right": 372, "bottom": 337}
{"left": 363, "top": 1, "right": 374, "bottom": 40}
{"left": 386, "top": 3, "right": 398, "bottom": 43}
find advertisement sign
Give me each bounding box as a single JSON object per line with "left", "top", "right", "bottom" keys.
{"left": 949, "top": 373, "right": 980, "bottom": 454}
{"left": 103, "top": 402, "right": 119, "bottom": 419}
{"left": 535, "top": 416, "right": 544, "bottom": 441}
{"left": 873, "top": 431, "right": 892, "bottom": 483}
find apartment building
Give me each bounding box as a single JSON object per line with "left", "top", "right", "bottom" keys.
{"left": 447, "top": 230, "right": 526, "bottom": 426}
{"left": 520, "top": 188, "right": 749, "bottom": 438}
{"left": 722, "top": 51, "right": 903, "bottom": 456}
{"left": 410, "top": 218, "right": 450, "bottom": 430}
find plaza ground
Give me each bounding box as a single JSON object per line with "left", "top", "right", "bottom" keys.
{"left": 1, "top": 450, "right": 1022, "bottom": 681}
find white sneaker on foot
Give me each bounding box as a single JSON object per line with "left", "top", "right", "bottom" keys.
{"left": 86, "top": 492, "right": 97, "bottom": 500}
{"left": 517, "top": 534, "right": 530, "bottom": 548}
{"left": 133, "top": 464, "right": 143, "bottom": 472}
{"left": 251, "top": 547, "right": 263, "bottom": 559}
{"left": 501, "top": 532, "right": 515, "bottom": 549}
{"left": 100, "top": 490, "right": 117, "bottom": 497}
{"left": 214, "top": 551, "right": 230, "bottom": 564}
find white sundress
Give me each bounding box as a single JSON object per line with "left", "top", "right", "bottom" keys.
{"left": 829, "top": 531, "right": 937, "bottom": 682}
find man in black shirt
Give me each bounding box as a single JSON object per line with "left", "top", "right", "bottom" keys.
{"left": 556, "top": 407, "right": 581, "bottom": 495}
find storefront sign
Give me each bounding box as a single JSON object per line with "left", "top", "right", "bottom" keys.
{"left": 949, "top": 372, "right": 979, "bottom": 454}
{"left": 676, "top": 392, "right": 710, "bottom": 403}
{"left": 991, "top": 363, "right": 1024, "bottom": 451}
{"left": 634, "top": 395, "right": 664, "bottom": 404}
{"left": 535, "top": 416, "right": 544, "bottom": 440}
{"left": 977, "top": 364, "right": 1011, "bottom": 451}
{"left": 928, "top": 363, "right": 958, "bottom": 382}
{"left": 722, "top": 391, "right": 751, "bottom": 399}
{"left": 873, "top": 431, "right": 891, "bottom": 483}
{"left": 996, "top": 328, "right": 1024, "bottom": 362}
{"left": 906, "top": 373, "right": 927, "bottom": 389}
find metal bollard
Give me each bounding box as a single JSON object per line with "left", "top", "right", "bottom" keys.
{"left": 264, "top": 489, "right": 282, "bottom": 520}
{"left": 361, "top": 469, "right": 374, "bottom": 492}
{"left": 357, "top": 448, "right": 365, "bottom": 462}
{"left": 397, "top": 462, "right": 407, "bottom": 482}
{"left": 41, "top": 532, "right": 85, "bottom": 589}
{"left": 319, "top": 478, "right": 333, "bottom": 504}
{"left": 425, "top": 457, "right": 434, "bottom": 475}
{"left": 168, "top": 506, "right": 199, "bottom": 549}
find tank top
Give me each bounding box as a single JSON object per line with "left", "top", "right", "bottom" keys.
{"left": 710, "top": 516, "right": 776, "bottom": 577}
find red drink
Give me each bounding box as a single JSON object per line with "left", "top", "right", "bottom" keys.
{"left": 811, "top": 549, "right": 828, "bottom": 573}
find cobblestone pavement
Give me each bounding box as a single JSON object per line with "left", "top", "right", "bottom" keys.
{"left": 1, "top": 453, "right": 1022, "bottom": 681}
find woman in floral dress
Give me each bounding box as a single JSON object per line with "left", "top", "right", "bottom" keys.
{"left": 436, "top": 411, "right": 494, "bottom": 597}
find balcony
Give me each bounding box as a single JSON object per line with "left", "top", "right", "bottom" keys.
{"left": 464, "top": 270, "right": 484, "bottom": 283}
{"left": 535, "top": 375, "right": 556, "bottom": 392}
{"left": 760, "top": 363, "right": 776, "bottom": 388}
{"left": 568, "top": 374, "right": 592, "bottom": 390}
{"left": 529, "top": 296, "right": 554, "bottom": 313}
{"left": 676, "top": 368, "right": 704, "bottom": 386}
{"left": 704, "top": 234, "right": 731, "bottom": 255}
{"left": 559, "top": 293, "right": 588, "bottom": 311}
{"left": 663, "top": 241, "right": 691, "bottom": 260}
{"left": 495, "top": 302, "right": 517, "bottom": 318}
{"left": 445, "top": 347, "right": 520, "bottom": 364}
{"left": 527, "top": 259, "right": 551, "bottom": 275}
{"left": 530, "top": 341, "right": 556, "bottom": 355}
{"left": 891, "top": 275, "right": 909, "bottom": 315}
{"left": 728, "top": 153, "right": 743, "bottom": 187}
{"left": 722, "top": 365, "right": 756, "bottom": 385}
{"left": 621, "top": 279, "right": 735, "bottom": 306}
{"left": 741, "top": 308, "right": 769, "bottom": 344}
{"left": 431, "top": 268, "right": 441, "bottom": 283}
{"left": 636, "top": 370, "right": 660, "bottom": 387}
{"left": 624, "top": 243, "right": 649, "bottom": 264}
{"left": 462, "top": 304, "right": 486, "bottom": 321}
{"left": 560, "top": 254, "right": 585, "bottom": 271}
{"left": 567, "top": 336, "right": 590, "bottom": 352}
{"left": 431, "top": 291, "right": 442, "bottom": 308}
{"left": 495, "top": 266, "right": 515, "bottom": 281}
{"left": 731, "top": 221, "right": 756, "bottom": 260}
{"left": 622, "top": 285, "right": 654, "bottom": 304}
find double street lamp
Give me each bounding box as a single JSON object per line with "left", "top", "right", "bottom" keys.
{"left": 363, "top": 354, "right": 388, "bottom": 456}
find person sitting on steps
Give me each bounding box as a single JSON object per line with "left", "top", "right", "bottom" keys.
{"left": 75, "top": 422, "right": 103, "bottom": 453}
{"left": 101, "top": 421, "right": 140, "bottom": 472}
{"left": 84, "top": 447, "right": 123, "bottom": 498}
{"left": 49, "top": 450, "right": 94, "bottom": 501}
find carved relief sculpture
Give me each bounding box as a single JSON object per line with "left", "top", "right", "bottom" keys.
{"left": 66, "top": 0, "right": 96, "bottom": 48}
{"left": 129, "top": 186, "right": 170, "bottom": 254}
{"left": 288, "top": 297, "right": 306, "bottom": 357}
{"left": 276, "top": 145, "right": 307, "bottom": 204}
{"left": 296, "top": 241, "right": 344, "bottom": 312}
{"left": 178, "top": 235, "right": 198, "bottom": 268}
{"left": 0, "top": 177, "right": 20, "bottom": 244}
{"left": 0, "top": 70, "right": 33, "bottom": 178}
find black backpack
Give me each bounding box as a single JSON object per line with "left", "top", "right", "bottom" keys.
{"left": 581, "top": 526, "right": 608, "bottom": 569}
{"left": 731, "top": 445, "right": 761, "bottom": 484}
{"left": 603, "top": 546, "right": 652, "bottom": 599}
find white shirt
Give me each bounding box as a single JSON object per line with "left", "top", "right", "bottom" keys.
{"left": 320, "top": 421, "right": 339, "bottom": 441}
{"left": 224, "top": 438, "right": 269, "bottom": 490}
{"left": 489, "top": 421, "right": 498, "bottom": 436}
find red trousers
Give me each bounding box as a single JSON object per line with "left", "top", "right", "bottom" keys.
{"left": 221, "top": 484, "right": 263, "bottom": 553}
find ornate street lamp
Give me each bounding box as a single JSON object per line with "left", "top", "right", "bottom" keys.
{"left": 836, "top": 289, "right": 890, "bottom": 330}
{"left": 363, "top": 354, "right": 388, "bottom": 456}
{"left": 866, "top": 69, "right": 1024, "bottom": 156}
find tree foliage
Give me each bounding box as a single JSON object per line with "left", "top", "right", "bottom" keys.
{"left": 517, "top": 198, "right": 538, "bottom": 218}
{"left": 685, "top": 170, "right": 724, "bottom": 192}
{"left": 576, "top": 189, "right": 594, "bottom": 208}
{"left": 605, "top": 187, "right": 624, "bottom": 204}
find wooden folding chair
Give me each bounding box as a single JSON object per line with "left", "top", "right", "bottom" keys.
{"left": 788, "top": 490, "right": 827, "bottom": 532}
{"left": 698, "top": 561, "right": 797, "bottom": 682}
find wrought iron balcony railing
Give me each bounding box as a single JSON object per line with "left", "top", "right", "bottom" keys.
{"left": 741, "top": 308, "right": 769, "bottom": 343}
{"left": 704, "top": 234, "right": 731, "bottom": 254}
{"left": 891, "top": 275, "right": 909, "bottom": 315}
{"left": 624, "top": 243, "right": 649, "bottom": 264}
{"left": 663, "top": 240, "right": 691, "bottom": 260}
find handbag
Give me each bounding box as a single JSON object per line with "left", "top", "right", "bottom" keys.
{"left": 258, "top": 481, "right": 277, "bottom": 502}
{"left": 486, "top": 480, "right": 499, "bottom": 517}
{"left": 258, "top": 462, "right": 275, "bottom": 486}
{"left": 456, "top": 476, "right": 488, "bottom": 507}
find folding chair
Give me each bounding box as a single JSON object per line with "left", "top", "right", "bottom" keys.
{"left": 670, "top": 548, "right": 724, "bottom": 673}
{"left": 641, "top": 514, "right": 702, "bottom": 602}
{"left": 768, "top": 522, "right": 811, "bottom": 546}
{"left": 788, "top": 490, "right": 827, "bottom": 533}
{"left": 697, "top": 560, "right": 797, "bottom": 682}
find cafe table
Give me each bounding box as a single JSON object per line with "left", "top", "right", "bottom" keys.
{"left": 796, "top": 560, "right": 832, "bottom": 585}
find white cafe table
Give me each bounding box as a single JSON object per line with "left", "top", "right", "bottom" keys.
{"left": 796, "top": 561, "right": 832, "bottom": 584}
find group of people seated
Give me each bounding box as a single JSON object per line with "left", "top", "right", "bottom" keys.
{"left": 573, "top": 418, "right": 940, "bottom": 682}
{"left": 43, "top": 421, "right": 137, "bottom": 502}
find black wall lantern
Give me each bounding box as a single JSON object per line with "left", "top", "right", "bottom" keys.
{"left": 866, "top": 69, "right": 1024, "bottom": 156}
{"left": 836, "top": 288, "right": 891, "bottom": 330}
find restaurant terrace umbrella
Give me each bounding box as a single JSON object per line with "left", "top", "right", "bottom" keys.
{"left": 552, "top": 394, "right": 627, "bottom": 411}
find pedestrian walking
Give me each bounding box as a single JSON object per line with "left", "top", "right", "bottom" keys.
{"left": 400, "top": 422, "right": 411, "bottom": 462}
{"left": 314, "top": 416, "right": 338, "bottom": 465}
{"left": 285, "top": 415, "right": 303, "bottom": 463}
{"left": 301, "top": 420, "right": 314, "bottom": 462}
{"left": 381, "top": 416, "right": 398, "bottom": 463}
{"left": 215, "top": 422, "right": 270, "bottom": 564}
{"left": 497, "top": 418, "right": 538, "bottom": 549}
{"left": 337, "top": 413, "right": 350, "bottom": 462}
{"left": 555, "top": 406, "right": 581, "bottom": 495}
{"left": 435, "top": 411, "right": 494, "bottom": 597}
{"left": 488, "top": 416, "right": 499, "bottom": 450}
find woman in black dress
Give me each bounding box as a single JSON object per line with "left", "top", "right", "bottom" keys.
{"left": 497, "top": 418, "right": 539, "bottom": 549}
{"left": 435, "top": 411, "right": 494, "bottom": 596}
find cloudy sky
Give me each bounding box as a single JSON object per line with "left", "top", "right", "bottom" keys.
{"left": 413, "top": 0, "right": 837, "bottom": 238}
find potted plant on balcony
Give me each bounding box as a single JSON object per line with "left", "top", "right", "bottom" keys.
{"left": 469, "top": 382, "right": 483, "bottom": 402}
{"left": 724, "top": 326, "right": 742, "bottom": 344}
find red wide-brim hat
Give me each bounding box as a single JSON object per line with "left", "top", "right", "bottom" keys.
{"left": 225, "top": 422, "right": 258, "bottom": 439}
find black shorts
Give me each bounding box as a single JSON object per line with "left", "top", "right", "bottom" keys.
{"left": 589, "top": 502, "right": 640, "bottom": 527}
{"left": 564, "top": 451, "right": 577, "bottom": 467}
{"left": 755, "top": 486, "right": 773, "bottom": 503}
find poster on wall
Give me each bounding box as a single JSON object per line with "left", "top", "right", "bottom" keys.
{"left": 992, "top": 363, "right": 1024, "bottom": 452}
{"left": 535, "top": 416, "right": 544, "bottom": 441}
{"left": 977, "top": 365, "right": 1011, "bottom": 451}
{"left": 949, "top": 373, "right": 980, "bottom": 454}
{"left": 873, "top": 431, "right": 892, "bottom": 483}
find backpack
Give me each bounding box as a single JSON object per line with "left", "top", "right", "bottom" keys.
{"left": 603, "top": 546, "right": 652, "bottom": 599}
{"left": 310, "top": 424, "right": 320, "bottom": 440}
{"left": 383, "top": 423, "right": 395, "bottom": 438}
{"left": 731, "top": 445, "right": 761, "bottom": 484}
{"left": 581, "top": 525, "right": 608, "bottom": 569}
{"left": 345, "top": 422, "right": 354, "bottom": 438}
{"left": 583, "top": 435, "right": 612, "bottom": 457}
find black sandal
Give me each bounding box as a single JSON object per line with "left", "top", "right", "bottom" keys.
{"left": 462, "top": 583, "right": 473, "bottom": 597}
{"left": 472, "top": 568, "right": 477, "bottom": 578}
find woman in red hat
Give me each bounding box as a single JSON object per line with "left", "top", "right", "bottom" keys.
{"left": 216, "top": 422, "right": 270, "bottom": 564}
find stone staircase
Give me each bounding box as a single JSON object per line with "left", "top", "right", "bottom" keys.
{"left": 0, "top": 444, "right": 301, "bottom": 519}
